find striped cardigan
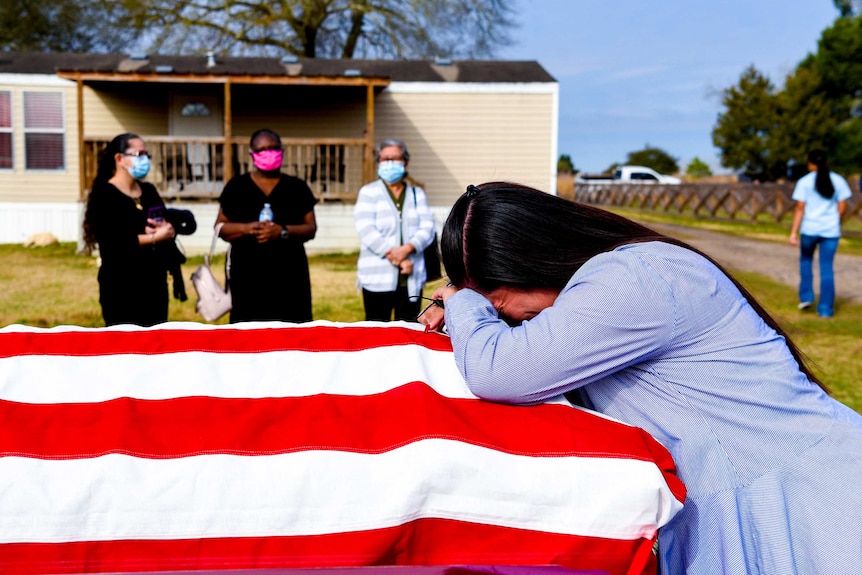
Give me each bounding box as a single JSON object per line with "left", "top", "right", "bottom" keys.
{"left": 354, "top": 179, "right": 436, "bottom": 297}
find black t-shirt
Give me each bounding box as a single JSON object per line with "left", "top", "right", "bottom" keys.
{"left": 218, "top": 173, "right": 318, "bottom": 322}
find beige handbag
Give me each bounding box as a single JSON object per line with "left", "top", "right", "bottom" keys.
{"left": 191, "top": 223, "right": 232, "bottom": 322}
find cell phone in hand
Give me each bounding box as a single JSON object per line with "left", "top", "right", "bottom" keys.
{"left": 148, "top": 206, "right": 165, "bottom": 224}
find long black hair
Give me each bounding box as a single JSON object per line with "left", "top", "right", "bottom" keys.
{"left": 441, "top": 181, "right": 826, "bottom": 390}
{"left": 808, "top": 149, "right": 835, "bottom": 199}
{"left": 83, "top": 133, "right": 141, "bottom": 249}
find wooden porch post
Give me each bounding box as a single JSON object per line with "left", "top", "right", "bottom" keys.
{"left": 223, "top": 80, "right": 233, "bottom": 183}
{"left": 365, "top": 83, "right": 375, "bottom": 184}
{"left": 76, "top": 77, "right": 85, "bottom": 199}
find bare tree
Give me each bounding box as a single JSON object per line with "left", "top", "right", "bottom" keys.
{"left": 0, "top": 0, "right": 137, "bottom": 52}
{"left": 130, "top": 0, "right": 516, "bottom": 59}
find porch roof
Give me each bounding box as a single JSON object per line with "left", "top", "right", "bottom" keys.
{"left": 0, "top": 51, "right": 555, "bottom": 85}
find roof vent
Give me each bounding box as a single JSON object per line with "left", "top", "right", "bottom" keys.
{"left": 434, "top": 56, "right": 453, "bottom": 66}
{"left": 129, "top": 52, "right": 148, "bottom": 61}
{"left": 343, "top": 68, "right": 361, "bottom": 77}
{"left": 155, "top": 65, "right": 173, "bottom": 73}
{"left": 281, "top": 54, "right": 299, "bottom": 64}
{"left": 206, "top": 50, "right": 216, "bottom": 68}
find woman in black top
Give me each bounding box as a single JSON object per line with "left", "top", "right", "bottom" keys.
{"left": 83, "top": 133, "right": 176, "bottom": 326}
{"left": 216, "top": 129, "right": 318, "bottom": 323}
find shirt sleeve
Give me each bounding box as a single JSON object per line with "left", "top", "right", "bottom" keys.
{"left": 89, "top": 184, "right": 140, "bottom": 255}
{"left": 444, "top": 250, "right": 676, "bottom": 405}
{"left": 293, "top": 177, "right": 319, "bottom": 215}
{"left": 833, "top": 173, "right": 853, "bottom": 201}
{"left": 792, "top": 175, "right": 809, "bottom": 202}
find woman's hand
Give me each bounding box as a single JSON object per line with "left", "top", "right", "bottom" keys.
{"left": 399, "top": 259, "right": 413, "bottom": 276}
{"left": 419, "top": 284, "right": 459, "bottom": 332}
{"left": 146, "top": 219, "right": 176, "bottom": 243}
{"left": 385, "top": 244, "right": 415, "bottom": 266}
{"left": 253, "top": 220, "right": 282, "bottom": 243}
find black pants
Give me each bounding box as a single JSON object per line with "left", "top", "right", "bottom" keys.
{"left": 362, "top": 286, "right": 421, "bottom": 322}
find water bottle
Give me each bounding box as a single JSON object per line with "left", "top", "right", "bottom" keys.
{"left": 259, "top": 202, "right": 273, "bottom": 222}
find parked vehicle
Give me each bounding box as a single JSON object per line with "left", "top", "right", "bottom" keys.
{"left": 576, "top": 165, "right": 681, "bottom": 185}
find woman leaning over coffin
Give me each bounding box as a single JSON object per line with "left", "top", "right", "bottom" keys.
{"left": 419, "top": 181, "right": 862, "bottom": 575}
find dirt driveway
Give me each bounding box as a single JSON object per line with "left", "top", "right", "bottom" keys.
{"left": 646, "top": 223, "right": 862, "bottom": 305}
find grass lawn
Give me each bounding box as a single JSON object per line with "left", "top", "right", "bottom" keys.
{"left": 1, "top": 239, "right": 859, "bottom": 413}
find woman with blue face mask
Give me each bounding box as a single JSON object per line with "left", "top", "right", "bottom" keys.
{"left": 83, "top": 133, "right": 176, "bottom": 326}
{"left": 354, "top": 139, "right": 437, "bottom": 321}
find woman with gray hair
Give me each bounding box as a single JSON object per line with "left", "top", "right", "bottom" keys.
{"left": 354, "top": 139, "right": 436, "bottom": 321}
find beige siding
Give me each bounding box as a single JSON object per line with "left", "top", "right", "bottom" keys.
{"left": 83, "top": 83, "right": 169, "bottom": 138}
{"left": 0, "top": 80, "right": 79, "bottom": 203}
{"left": 375, "top": 90, "right": 555, "bottom": 206}
{"left": 231, "top": 85, "right": 367, "bottom": 139}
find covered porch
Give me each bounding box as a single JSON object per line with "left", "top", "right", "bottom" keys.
{"left": 60, "top": 65, "right": 391, "bottom": 204}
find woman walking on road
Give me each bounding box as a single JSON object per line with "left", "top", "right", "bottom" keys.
{"left": 789, "top": 149, "right": 852, "bottom": 317}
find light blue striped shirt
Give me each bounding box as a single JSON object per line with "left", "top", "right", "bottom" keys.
{"left": 445, "top": 241, "right": 862, "bottom": 574}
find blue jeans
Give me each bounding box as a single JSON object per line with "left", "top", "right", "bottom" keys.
{"left": 799, "top": 234, "right": 839, "bottom": 317}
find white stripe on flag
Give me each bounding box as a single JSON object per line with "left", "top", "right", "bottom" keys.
{"left": 0, "top": 440, "right": 682, "bottom": 543}
{"left": 0, "top": 347, "right": 469, "bottom": 403}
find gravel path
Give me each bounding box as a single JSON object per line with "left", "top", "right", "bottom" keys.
{"left": 646, "top": 223, "right": 862, "bottom": 305}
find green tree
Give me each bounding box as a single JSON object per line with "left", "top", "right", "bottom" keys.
{"left": 0, "top": 0, "right": 136, "bottom": 52}
{"left": 810, "top": 15, "right": 862, "bottom": 173}
{"left": 557, "top": 154, "right": 575, "bottom": 174}
{"left": 833, "top": 0, "right": 861, "bottom": 17}
{"left": 770, "top": 58, "right": 839, "bottom": 172}
{"left": 129, "top": 0, "right": 516, "bottom": 58}
{"left": 685, "top": 157, "right": 713, "bottom": 178}
{"left": 712, "top": 66, "right": 786, "bottom": 181}
{"left": 625, "top": 145, "right": 679, "bottom": 175}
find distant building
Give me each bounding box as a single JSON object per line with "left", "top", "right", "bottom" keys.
{"left": 0, "top": 51, "right": 558, "bottom": 252}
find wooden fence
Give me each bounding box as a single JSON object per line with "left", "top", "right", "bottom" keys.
{"left": 572, "top": 182, "right": 862, "bottom": 224}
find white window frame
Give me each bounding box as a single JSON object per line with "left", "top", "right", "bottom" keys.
{"left": 0, "top": 90, "right": 12, "bottom": 171}
{"left": 23, "top": 90, "right": 65, "bottom": 171}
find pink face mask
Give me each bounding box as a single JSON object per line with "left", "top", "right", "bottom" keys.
{"left": 251, "top": 149, "right": 284, "bottom": 171}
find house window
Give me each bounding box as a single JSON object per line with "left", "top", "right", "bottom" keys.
{"left": 0, "top": 92, "right": 11, "bottom": 169}
{"left": 23, "top": 91, "right": 64, "bottom": 170}
{"left": 181, "top": 102, "right": 211, "bottom": 117}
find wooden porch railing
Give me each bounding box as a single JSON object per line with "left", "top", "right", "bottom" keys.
{"left": 82, "top": 137, "right": 367, "bottom": 202}
{"left": 573, "top": 182, "right": 862, "bottom": 224}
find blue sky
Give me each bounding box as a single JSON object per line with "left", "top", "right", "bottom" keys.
{"left": 499, "top": 0, "right": 840, "bottom": 174}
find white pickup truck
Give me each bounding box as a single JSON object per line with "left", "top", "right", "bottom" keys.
{"left": 576, "top": 165, "right": 681, "bottom": 185}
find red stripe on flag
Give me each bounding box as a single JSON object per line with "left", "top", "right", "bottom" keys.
{"left": 0, "top": 382, "right": 678, "bottom": 471}
{"left": 0, "top": 518, "right": 651, "bottom": 575}
{"left": 0, "top": 325, "right": 453, "bottom": 358}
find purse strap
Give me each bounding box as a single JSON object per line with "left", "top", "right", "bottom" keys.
{"left": 208, "top": 222, "right": 231, "bottom": 283}
{"left": 206, "top": 223, "right": 224, "bottom": 263}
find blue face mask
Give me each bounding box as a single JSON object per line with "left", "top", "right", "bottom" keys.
{"left": 126, "top": 155, "right": 151, "bottom": 179}
{"left": 378, "top": 160, "right": 405, "bottom": 184}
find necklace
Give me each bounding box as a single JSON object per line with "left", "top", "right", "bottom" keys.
{"left": 133, "top": 196, "right": 142, "bottom": 210}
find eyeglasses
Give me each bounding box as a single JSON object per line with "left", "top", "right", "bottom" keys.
{"left": 411, "top": 296, "right": 445, "bottom": 320}
{"left": 379, "top": 156, "right": 404, "bottom": 163}
{"left": 123, "top": 151, "right": 151, "bottom": 158}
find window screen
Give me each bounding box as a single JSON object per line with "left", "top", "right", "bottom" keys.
{"left": 24, "top": 91, "right": 64, "bottom": 170}
{"left": 0, "top": 92, "right": 11, "bottom": 169}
